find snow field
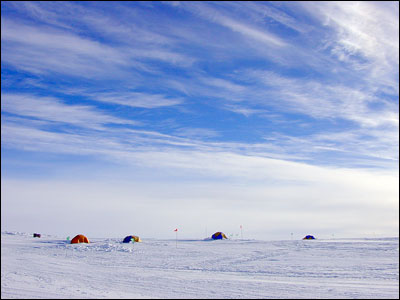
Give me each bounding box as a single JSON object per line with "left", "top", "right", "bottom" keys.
{"left": 1, "top": 232, "right": 399, "bottom": 299}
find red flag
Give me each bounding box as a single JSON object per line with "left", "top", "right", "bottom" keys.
{"left": 174, "top": 228, "right": 178, "bottom": 232}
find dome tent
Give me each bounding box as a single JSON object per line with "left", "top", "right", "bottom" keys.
{"left": 211, "top": 232, "right": 227, "bottom": 240}
{"left": 71, "top": 234, "right": 90, "bottom": 244}
{"left": 123, "top": 235, "right": 142, "bottom": 243}
{"left": 303, "top": 235, "right": 315, "bottom": 240}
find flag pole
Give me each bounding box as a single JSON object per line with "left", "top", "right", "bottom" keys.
{"left": 240, "top": 225, "right": 243, "bottom": 239}
{"left": 174, "top": 228, "right": 178, "bottom": 248}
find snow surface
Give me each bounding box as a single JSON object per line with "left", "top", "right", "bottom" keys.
{"left": 1, "top": 232, "right": 398, "bottom": 299}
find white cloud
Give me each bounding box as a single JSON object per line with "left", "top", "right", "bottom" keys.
{"left": 223, "top": 104, "right": 269, "bottom": 117}
{"left": 91, "top": 92, "right": 183, "bottom": 109}
{"left": 240, "top": 69, "right": 398, "bottom": 129}
{"left": 1, "top": 17, "right": 194, "bottom": 79}
{"left": 216, "top": 15, "right": 287, "bottom": 47}
{"left": 173, "top": 127, "right": 220, "bottom": 139}
{"left": 299, "top": 1, "right": 399, "bottom": 93}
{"left": 167, "top": 2, "right": 287, "bottom": 47}
{"left": 2, "top": 93, "right": 137, "bottom": 129}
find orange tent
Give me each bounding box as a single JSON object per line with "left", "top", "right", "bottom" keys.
{"left": 71, "top": 234, "right": 90, "bottom": 244}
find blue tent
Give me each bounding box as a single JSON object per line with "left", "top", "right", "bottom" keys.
{"left": 122, "top": 235, "right": 141, "bottom": 243}
{"left": 211, "top": 232, "right": 227, "bottom": 240}
{"left": 303, "top": 235, "right": 315, "bottom": 240}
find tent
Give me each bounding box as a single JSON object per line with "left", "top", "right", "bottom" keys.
{"left": 303, "top": 235, "right": 315, "bottom": 240}
{"left": 211, "top": 232, "right": 227, "bottom": 240}
{"left": 122, "top": 235, "right": 142, "bottom": 243}
{"left": 33, "top": 233, "right": 41, "bottom": 238}
{"left": 71, "top": 234, "right": 90, "bottom": 244}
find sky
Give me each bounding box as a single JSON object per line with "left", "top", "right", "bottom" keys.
{"left": 1, "top": 1, "right": 399, "bottom": 240}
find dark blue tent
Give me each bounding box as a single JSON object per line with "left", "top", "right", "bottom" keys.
{"left": 211, "top": 232, "right": 227, "bottom": 240}
{"left": 122, "top": 235, "right": 141, "bottom": 243}
{"left": 303, "top": 235, "right": 315, "bottom": 240}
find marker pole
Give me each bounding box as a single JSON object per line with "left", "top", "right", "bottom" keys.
{"left": 174, "top": 228, "right": 178, "bottom": 248}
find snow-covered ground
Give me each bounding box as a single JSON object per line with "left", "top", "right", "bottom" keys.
{"left": 1, "top": 232, "right": 398, "bottom": 299}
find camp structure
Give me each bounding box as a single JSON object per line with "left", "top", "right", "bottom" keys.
{"left": 33, "top": 233, "right": 41, "bottom": 238}
{"left": 70, "top": 234, "right": 90, "bottom": 244}
{"left": 122, "top": 235, "right": 142, "bottom": 243}
{"left": 211, "top": 232, "right": 228, "bottom": 240}
{"left": 303, "top": 235, "right": 315, "bottom": 240}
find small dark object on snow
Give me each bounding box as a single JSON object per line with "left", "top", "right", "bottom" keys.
{"left": 33, "top": 233, "right": 41, "bottom": 238}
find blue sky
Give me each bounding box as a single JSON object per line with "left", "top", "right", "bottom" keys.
{"left": 1, "top": 1, "right": 398, "bottom": 239}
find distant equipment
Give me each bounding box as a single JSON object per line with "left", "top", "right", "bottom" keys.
{"left": 33, "top": 233, "right": 41, "bottom": 238}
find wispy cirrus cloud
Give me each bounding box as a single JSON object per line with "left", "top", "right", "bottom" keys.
{"left": 1, "top": 93, "right": 138, "bottom": 129}
{"left": 297, "top": 1, "right": 399, "bottom": 93}
{"left": 1, "top": 19, "right": 136, "bottom": 78}
{"left": 1, "top": 14, "right": 195, "bottom": 80}
{"left": 90, "top": 92, "right": 184, "bottom": 109}
{"left": 224, "top": 1, "right": 311, "bottom": 34}
{"left": 236, "top": 69, "right": 398, "bottom": 127}
{"left": 1, "top": 2, "right": 398, "bottom": 170}
{"left": 166, "top": 2, "right": 287, "bottom": 48}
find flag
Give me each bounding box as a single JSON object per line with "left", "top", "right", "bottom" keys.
{"left": 174, "top": 228, "right": 178, "bottom": 232}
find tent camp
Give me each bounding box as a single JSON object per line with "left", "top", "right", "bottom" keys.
{"left": 71, "top": 234, "right": 90, "bottom": 244}
{"left": 211, "top": 232, "right": 228, "bottom": 240}
{"left": 122, "top": 235, "right": 142, "bottom": 243}
{"left": 303, "top": 235, "right": 315, "bottom": 240}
